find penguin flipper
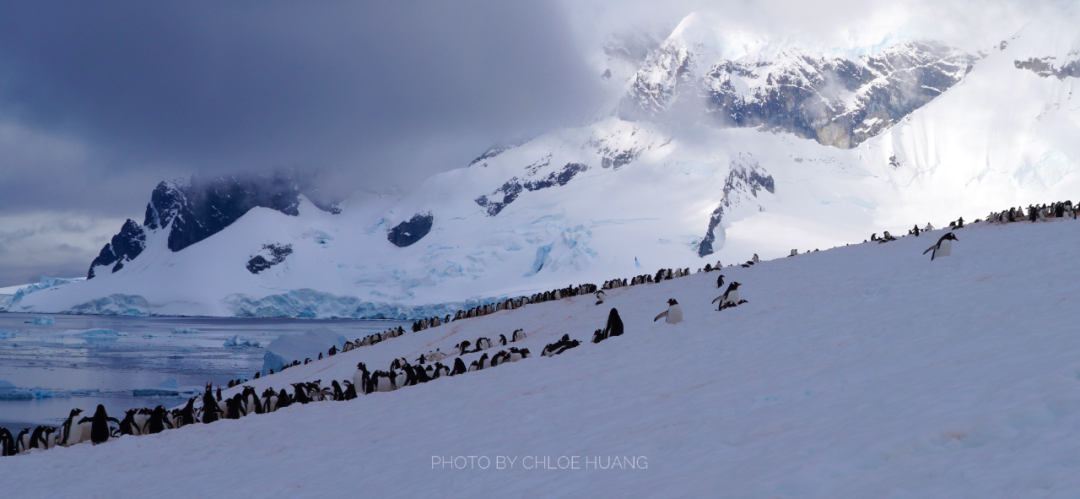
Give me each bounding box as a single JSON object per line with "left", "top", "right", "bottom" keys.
{"left": 653, "top": 311, "right": 668, "bottom": 322}
{"left": 711, "top": 295, "right": 723, "bottom": 304}
{"left": 923, "top": 245, "right": 936, "bottom": 255}
{"left": 77, "top": 417, "right": 91, "bottom": 424}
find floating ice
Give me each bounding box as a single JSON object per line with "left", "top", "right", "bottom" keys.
{"left": 224, "top": 335, "right": 261, "bottom": 348}
{"left": 171, "top": 328, "right": 200, "bottom": 334}
{"left": 262, "top": 328, "right": 347, "bottom": 374}
{"left": 26, "top": 316, "right": 55, "bottom": 325}
{"left": 134, "top": 389, "right": 180, "bottom": 397}
{"left": 0, "top": 380, "right": 15, "bottom": 389}
{"left": 0, "top": 331, "right": 15, "bottom": 339}
{"left": 76, "top": 328, "right": 122, "bottom": 340}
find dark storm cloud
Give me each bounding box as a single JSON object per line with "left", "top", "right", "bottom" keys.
{"left": 0, "top": 1, "right": 603, "bottom": 215}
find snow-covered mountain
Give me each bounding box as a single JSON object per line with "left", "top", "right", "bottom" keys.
{"left": 9, "top": 10, "right": 1080, "bottom": 318}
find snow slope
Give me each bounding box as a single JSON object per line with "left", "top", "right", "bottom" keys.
{"left": 12, "top": 9, "right": 1080, "bottom": 319}
{"left": 5, "top": 218, "right": 1080, "bottom": 497}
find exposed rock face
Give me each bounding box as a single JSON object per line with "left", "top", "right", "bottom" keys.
{"left": 87, "top": 219, "right": 146, "bottom": 279}
{"left": 475, "top": 163, "right": 589, "bottom": 216}
{"left": 89, "top": 171, "right": 331, "bottom": 279}
{"left": 622, "top": 38, "right": 978, "bottom": 148}
{"left": 387, "top": 213, "right": 434, "bottom": 247}
{"left": 1015, "top": 55, "right": 1080, "bottom": 79}
{"left": 698, "top": 155, "right": 775, "bottom": 257}
{"left": 148, "top": 175, "right": 303, "bottom": 252}
{"left": 247, "top": 244, "right": 293, "bottom": 274}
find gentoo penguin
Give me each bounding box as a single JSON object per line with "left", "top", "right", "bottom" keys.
{"left": 119, "top": 409, "right": 141, "bottom": 436}
{"left": 1, "top": 427, "right": 15, "bottom": 456}
{"left": 343, "top": 380, "right": 358, "bottom": 400}
{"left": 604, "top": 308, "right": 624, "bottom": 337}
{"left": 78, "top": 405, "right": 119, "bottom": 445}
{"left": 512, "top": 329, "right": 526, "bottom": 342}
{"left": 923, "top": 232, "right": 958, "bottom": 261}
{"left": 716, "top": 274, "right": 725, "bottom": 289}
{"left": 15, "top": 428, "right": 30, "bottom": 454}
{"left": 59, "top": 408, "right": 85, "bottom": 446}
{"left": 712, "top": 282, "right": 743, "bottom": 309}
{"left": 451, "top": 358, "right": 467, "bottom": 376}
{"left": 147, "top": 406, "right": 172, "bottom": 434}
{"left": 201, "top": 383, "right": 222, "bottom": 424}
{"left": 595, "top": 290, "right": 606, "bottom": 305}
{"left": 653, "top": 299, "right": 683, "bottom": 324}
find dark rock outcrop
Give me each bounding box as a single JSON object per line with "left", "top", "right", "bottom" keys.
{"left": 1015, "top": 56, "right": 1080, "bottom": 80}
{"left": 699, "top": 156, "right": 775, "bottom": 257}
{"left": 475, "top": 163, "right": 588, "bottom": 217}
{"left": 247, "top": 244, "right": 293, "bottom": 274}
{"left": 387, "top": 213, "right": 434, "bottom": 247}
{"left": 87, "top": 219, "right": 146, "bottom": 279}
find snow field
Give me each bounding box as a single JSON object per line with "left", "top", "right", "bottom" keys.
{"left": 4, "top": 219, "right": 1080, "bottom": 497}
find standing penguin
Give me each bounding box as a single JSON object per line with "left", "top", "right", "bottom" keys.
{"left": 1, "top": 427, "right": 15, "bottom": 456}
{"left": 923, "top": 232, "right": 958, "bottom": 261}
{"left": 712, "top": 282, "right": 743, "bottom": 309}
{"left": 147, "top": 406, "right": 173, "bottom": 434}
{"left": 653, "top": 299, "right": 683, "bottom": 324}
{"left": 201, "top": 383, "right": 222, "bottom": 424}
{"left": 78, "top": 405, "right": 119, "bottom": 445}
{"left": 604, "top": 308, "right": 624, "bottom": 337}
{"left": 716, "top": 274, "right": 725, "bottom": 289}
{"left": 59, "top": 408, "right": 85, "bottom": 446}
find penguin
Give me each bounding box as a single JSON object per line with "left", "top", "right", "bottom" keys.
{"left": 653, "top": 299, "right": 683, "bottom": 324}
{"left": 202, "top": 383, "right": 223, "bottom": 424}
{"left": 923, "top": 232, "right": 958, "bottom": 261}
{"left": 716, "top": 274, "right": 725, "bottom": 289}
{"left": 147, "top": 406, "right": 172, "bottom": 434}
{"left": 178, "top": 398, "right": 197, "bottom": 427}
{"left": 119, "top": 409, "right": 141, "bottom": 436}
{"left": 343, "top": 380, "right": 358, "bottom": 400}
{"left": 478, "top": 353, "right": 490, "bottom": 370}
{"left": 277, "top": 388, "right": 293, "bottom": 408}
{"left": 512, "top": 329, "right": 526, "bottom": 342}
{"left": 59, "top": 408, "right": 85, "bottom": 446}
{"left": 15, "top": 428, "right": 30, "bottom": 454}
{"left": 712, "top": 282, "right": 742, "bottom": 309}
{"left": 28, "top": 425, "right": 49, "bottom": 450}
{"left": 595, "top": 290, "right": 606, "bottom": 305}
{"left": 78, "top": 405, "right": 119, "bottom": 445}
{"left": 752, "top": 253, "right": 760, "bottom": 264}
{"left": 0, "top": 427, "right": 15, "bottom": 456}
{"left": 292, "top": 383, "right": 312, "bottom": 404}
{"left": 498, "top": 334, "right": 507, "bottom": 346}
{"left": 604, "top": 308, "right": 624, "bottom": 337}
{"left": 331, "top": 380, "right": 344, "bottom": 401}
{"left": 354, "top": 362, "right": 371, "bottom": 395}
{"left": 451, "top": 358, "right": 467, "bottom": 376}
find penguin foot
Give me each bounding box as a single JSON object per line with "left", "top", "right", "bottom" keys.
{"left": 737, "top": 300, "right": 748, "bottom": 304}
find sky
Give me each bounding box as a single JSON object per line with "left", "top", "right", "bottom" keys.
{"left": 0, "top": 0, "right": 1059, "bottom": 286}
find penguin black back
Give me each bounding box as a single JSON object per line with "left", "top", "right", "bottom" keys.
{"left": 605, "top": 308, "right": 624, "bottom": 337}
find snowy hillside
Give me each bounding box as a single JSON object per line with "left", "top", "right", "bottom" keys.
{"left": 6, "top": 218, "right": 1080, "bottom": 497}
{"left": 10, "top": 9, "right": 1080, "bottom": 319}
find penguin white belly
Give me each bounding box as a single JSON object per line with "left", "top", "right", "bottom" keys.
{"left": 725, "top": 290, "right": 740, "bottom": 305}
{"left": 64, "top": 423, "right": 82, "bottom": 446}
{"left": 936, "top": 239, "right": 952, "bottom": 257}
{"left": 376, "top": 377, "right": 394, "bottom": 393}
{"left": 666, "top": 305, "right": 683, "bottom": 324}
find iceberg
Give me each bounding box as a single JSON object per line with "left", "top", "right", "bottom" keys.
{"left": 157, "top": 378, "right": 180, "bottom": 389}
{"left": 261, "top": 327, "right": 347, "bottom": 374}
{"left": 171, "top": 328, "right": 200, "bottom": 334}
{"left": 26, "top": 316, "right": 55, "bottom": 325}
{"left": 223, "top": 335, "right": 261, "bottom": 348}
{"left": 0, "top": 380, "right": 15, "bottom": 389}
{"left": 76, "top": 328, "right": 122, "bottom": 340}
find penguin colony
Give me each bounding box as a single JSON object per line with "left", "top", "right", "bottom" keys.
{"left": 0, "top": 327, "right": 538, "bottom": 456}
{"left": 7, "top": 204, "right": 1064, "bottom": 457}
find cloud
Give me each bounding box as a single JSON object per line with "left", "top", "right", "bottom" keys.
{"left": 0, "top": 212, "right": 126, "bottom": 286}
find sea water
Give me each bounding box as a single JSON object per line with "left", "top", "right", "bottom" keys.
{"left": 0, "top": 313, "right": 407, "bottom": 432}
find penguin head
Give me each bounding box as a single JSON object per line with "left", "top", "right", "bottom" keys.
{"left": 733, "top": 282, "right": 742, "bottom": 288}
{"left": 944, "top": 232, "right": 958, "bottom": 241}
{"left": 667, "top": 298, "right": 678, "bottom": 305}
